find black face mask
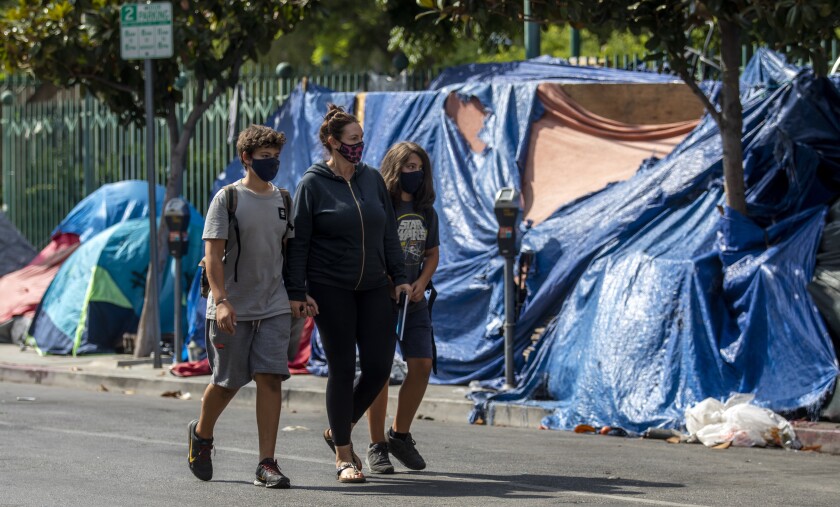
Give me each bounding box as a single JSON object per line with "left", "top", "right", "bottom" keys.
{"left": 251, "top": 157, "right": 280, "bottom": 182}
{"left": 400, "top": 171, "right": 424, "bottom": 194}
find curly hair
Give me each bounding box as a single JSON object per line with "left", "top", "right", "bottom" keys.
{"left": 318, "top": 104, "right": 359, "bottom": 152}
{"left": 379, "top": 141, "right": 435, "bottom": 212}
{"left": 236, "top": 124, "right": 287, "bottom": 161}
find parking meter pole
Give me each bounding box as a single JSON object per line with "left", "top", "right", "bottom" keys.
{"left": 494, "top": 187, "right": 521, "bottom": 391}
{"left": 164, "top": 197, "right": 191, "bottom": 366}
{"left": 173, "top": 256, "right": 182, "bottom": 365}
{"left": 503, "top": 255, "right": 516, "bottom": 390}
{"left": 145, "top": 58, "right": 162, "bottom": 369}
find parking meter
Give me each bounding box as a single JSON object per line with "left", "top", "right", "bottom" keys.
{"left": 163, "top": 198, "right": 190, "bottom": 364}
{"left": 164, "top": 198, "right": 191, "bottom": 258}
{"left": 494, "top": 188, "right": 521, "bottom": 257}
{"left": 493, "top": 187, "right": 522, "bottom": 390}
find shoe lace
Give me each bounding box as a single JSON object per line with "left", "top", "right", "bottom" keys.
{"left": 196, "top": 441, "right": 214, "bottom": 461}
{"left": 260, "top": 459, "right": 281, "bottom": 475}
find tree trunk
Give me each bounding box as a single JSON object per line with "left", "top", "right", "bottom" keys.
{"left": 134, "top": 115, "right": 187, "bottom": 358}
{"left": 719, "top": 20, "right": 746, "bottom": 215}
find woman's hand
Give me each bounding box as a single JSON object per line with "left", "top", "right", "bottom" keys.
{"left": 291, "top": 295, "right": 320, "bottom": 318}
{"left": 394, "top": 283, "right": 412, "bottom": 304}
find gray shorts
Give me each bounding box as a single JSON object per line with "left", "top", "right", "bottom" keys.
{"left": 206, "top": 313, "right": 292, "bottom": 389}
{"left": 396, "top": 308, "right": 433, "bottom": 359}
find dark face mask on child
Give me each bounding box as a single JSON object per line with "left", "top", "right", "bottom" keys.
{"left": 400, "top": 171, "right": 424, "bottom": 194}
{"left": 250, "top": 157, "right": 280, "bottom": 182}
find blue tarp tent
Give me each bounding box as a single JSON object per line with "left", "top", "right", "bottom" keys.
{"left": 30, "top": 182, "right": 204, "bottom": 355}
{"left": 468, "top": 51, "right": 840, "bottom": 431}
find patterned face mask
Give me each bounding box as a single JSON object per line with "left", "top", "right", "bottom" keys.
{"left": 337, "top": 141, "right": 364, "bottom": 165}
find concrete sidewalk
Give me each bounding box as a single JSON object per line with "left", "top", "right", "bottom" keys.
{"left": 1, "top": 343, "right": 838, "bottom": 455}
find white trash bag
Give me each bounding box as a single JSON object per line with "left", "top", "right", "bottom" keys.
{"left": 685, "top": 394, "right": 798, "bottom": 448}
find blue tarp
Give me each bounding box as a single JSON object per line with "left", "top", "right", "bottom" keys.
{"left": 53, "top": 180, "right": 165, "bottom": 242}
{"left": 473, "top": 51, "right": 840, "bottom": 431}
{"left": 31, "top": 181, "right": 204, "bottom": 355}
{"left": 430, "top": 55, "right": 681, "bottom": 89}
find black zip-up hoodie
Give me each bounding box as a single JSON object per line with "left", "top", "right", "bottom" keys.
{"left": 285, "top": 162, "right": 407, "bottom": 301}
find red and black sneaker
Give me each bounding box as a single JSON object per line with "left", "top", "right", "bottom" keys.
{"left": 254, "top": 458, "right": 291, "bottom": 489}
{"left": 188, "top": 419, "right": 214, "bottom": 481}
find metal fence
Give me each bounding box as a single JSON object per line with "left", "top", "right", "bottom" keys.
{"left": 2, "top": 44, "right": 838, "bottom": 248}
{"left": 0, "top": 67, "right": 437, "bottom": 248}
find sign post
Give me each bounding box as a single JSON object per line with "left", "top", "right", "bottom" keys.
{"left": 120, "top": 2, "right": 173, "bottom": 368}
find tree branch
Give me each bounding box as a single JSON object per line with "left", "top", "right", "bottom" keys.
{"left": 76, "top": 74, "right": 135, "bottom": 94}
{"left": 673, "top": 64, "right": 721, "bottom": 126}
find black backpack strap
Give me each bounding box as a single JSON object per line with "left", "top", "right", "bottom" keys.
{"left": 223, "top": 184, "right": 241, "bottom": 282}
{"left": 278, "top": 187, "right": 293, "bottom": 280}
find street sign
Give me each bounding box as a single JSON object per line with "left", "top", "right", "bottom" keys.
{"left": 120, "top": 2, "right": 173, "bottom": 60}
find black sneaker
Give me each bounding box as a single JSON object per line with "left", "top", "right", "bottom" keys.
{"left": 188, "top": 419, "right": 213, "bottom": 481}
{"left": 366, "top": 442, "right": 394, "bottom": 474}
{"left": 254, "top": 458, "right": 291, "bottom": 489}
{"left": 387, "top": 430, "right": 426, "bottom": 470}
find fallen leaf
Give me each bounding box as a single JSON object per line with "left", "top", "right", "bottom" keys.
{"left": 666, "top": 436, "right": 681, "bottom": 444}
{"left": 712, "top": 441, "right": 731, "bottom": 450}
{"left": 574, "top": 424, "right": 597, "bottom": 434}
{"left": 98, "top": 384, "right": 109, "bottom": 392}
{"left": 161, "top": 390, "right": 182, "bottom": 398}
{"left": 122, "top": 390, "right": 135, "bottom": 395}
{"left": 800, "top": 445, "right": 822, "bottom": 452}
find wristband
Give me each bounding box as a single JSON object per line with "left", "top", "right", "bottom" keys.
{"left": 216, "top": 298, "right": 229, "bottom": 306}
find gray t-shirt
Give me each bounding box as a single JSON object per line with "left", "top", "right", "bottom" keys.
{"left": 203, "top": 181, "right": 294, "bottom": 320}
{"left": 394, "top": 200, "right": 439, "bottom": 313}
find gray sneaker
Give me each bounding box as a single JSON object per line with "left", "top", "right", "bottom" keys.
{"left": 366, "top": 442, "right": 394, "bottom": 474}
{"left": 388, "top": 431, "right": 426, "bottom": 471}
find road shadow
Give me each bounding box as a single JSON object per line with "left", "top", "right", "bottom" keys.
{"left": 293, "top": 470, "right": 686, "bottom": 500}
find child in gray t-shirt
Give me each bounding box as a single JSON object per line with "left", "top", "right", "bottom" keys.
{"left": 188, "top": 125, "right": 314, "bottom": 489}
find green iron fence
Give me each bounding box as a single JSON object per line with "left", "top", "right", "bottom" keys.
{"left": 0, "top": 67, "right": 437, "bottom": 248}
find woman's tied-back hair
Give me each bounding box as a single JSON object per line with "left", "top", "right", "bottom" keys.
{"left": 319, "top": 104, "right": 359, "bottom": 152}
{"left": 236, "top": 124, "right": 286, "bottom": 163}
{"left": 379, "top": 141, "right": 436, "bottom": 212}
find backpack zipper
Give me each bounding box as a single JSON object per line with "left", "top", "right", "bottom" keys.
{"left": 346, "top": 179, "right": 365, "bottom": 289}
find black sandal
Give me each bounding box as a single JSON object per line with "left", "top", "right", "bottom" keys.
{"left": 324, "top": 428, "right": 362, "bottom": 470}
{"left": 336, "top": 462, "right": 365, "bottom": 483}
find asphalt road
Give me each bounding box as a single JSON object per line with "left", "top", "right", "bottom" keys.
{"left": 1, "top": 382, "right": 839, "bottom": 506}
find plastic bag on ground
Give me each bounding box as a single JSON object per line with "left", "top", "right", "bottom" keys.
{"left": 687, "top": 394, "right": 798, "bottom": 448}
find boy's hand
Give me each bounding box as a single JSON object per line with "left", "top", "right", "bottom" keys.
{"left": 216, "top": 300, "right": 237, "bottom": 334}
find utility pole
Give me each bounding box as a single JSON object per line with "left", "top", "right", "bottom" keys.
{"left": 570, "top": 28, "right": 581, "bottom": 60}
{"left": 524, "top": 1, "right": 540, "bottom": 59}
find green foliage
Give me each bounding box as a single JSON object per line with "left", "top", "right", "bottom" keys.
{"left": 0, "top": 0, "right": 311, "bottom": 126}
{"left": 422, "top": 0, "right": 840, "bottom": 76}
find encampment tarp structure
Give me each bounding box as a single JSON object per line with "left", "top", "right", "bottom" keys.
{"left": 28, "top": 181, "right": 204, "bottom": 355}
{"left": 185, "top": 51, "right": 839, "bottom": 432}
{"left": 0, "top": 180, "right": 172, "bottom": 328}
{"left": 30, "top": 215, "right": 203, "bottom": 355}
{"left": 0, "top": 210, "right": 36, "bottom": 277}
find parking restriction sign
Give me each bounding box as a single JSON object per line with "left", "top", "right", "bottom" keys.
{"left": 120, "top": 2, "right": 173, "bottom": 60}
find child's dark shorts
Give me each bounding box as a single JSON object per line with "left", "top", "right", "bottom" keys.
{"left": 396, "top": 308, "right": 433, "bottom": 359}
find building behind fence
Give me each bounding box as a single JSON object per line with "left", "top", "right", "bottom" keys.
{"left": 2, "top": 45, "right": 838, "bottom": 248}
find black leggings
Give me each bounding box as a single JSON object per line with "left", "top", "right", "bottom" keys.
{"left": 309, "top": 282, "right": 397, "bottom": 446}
